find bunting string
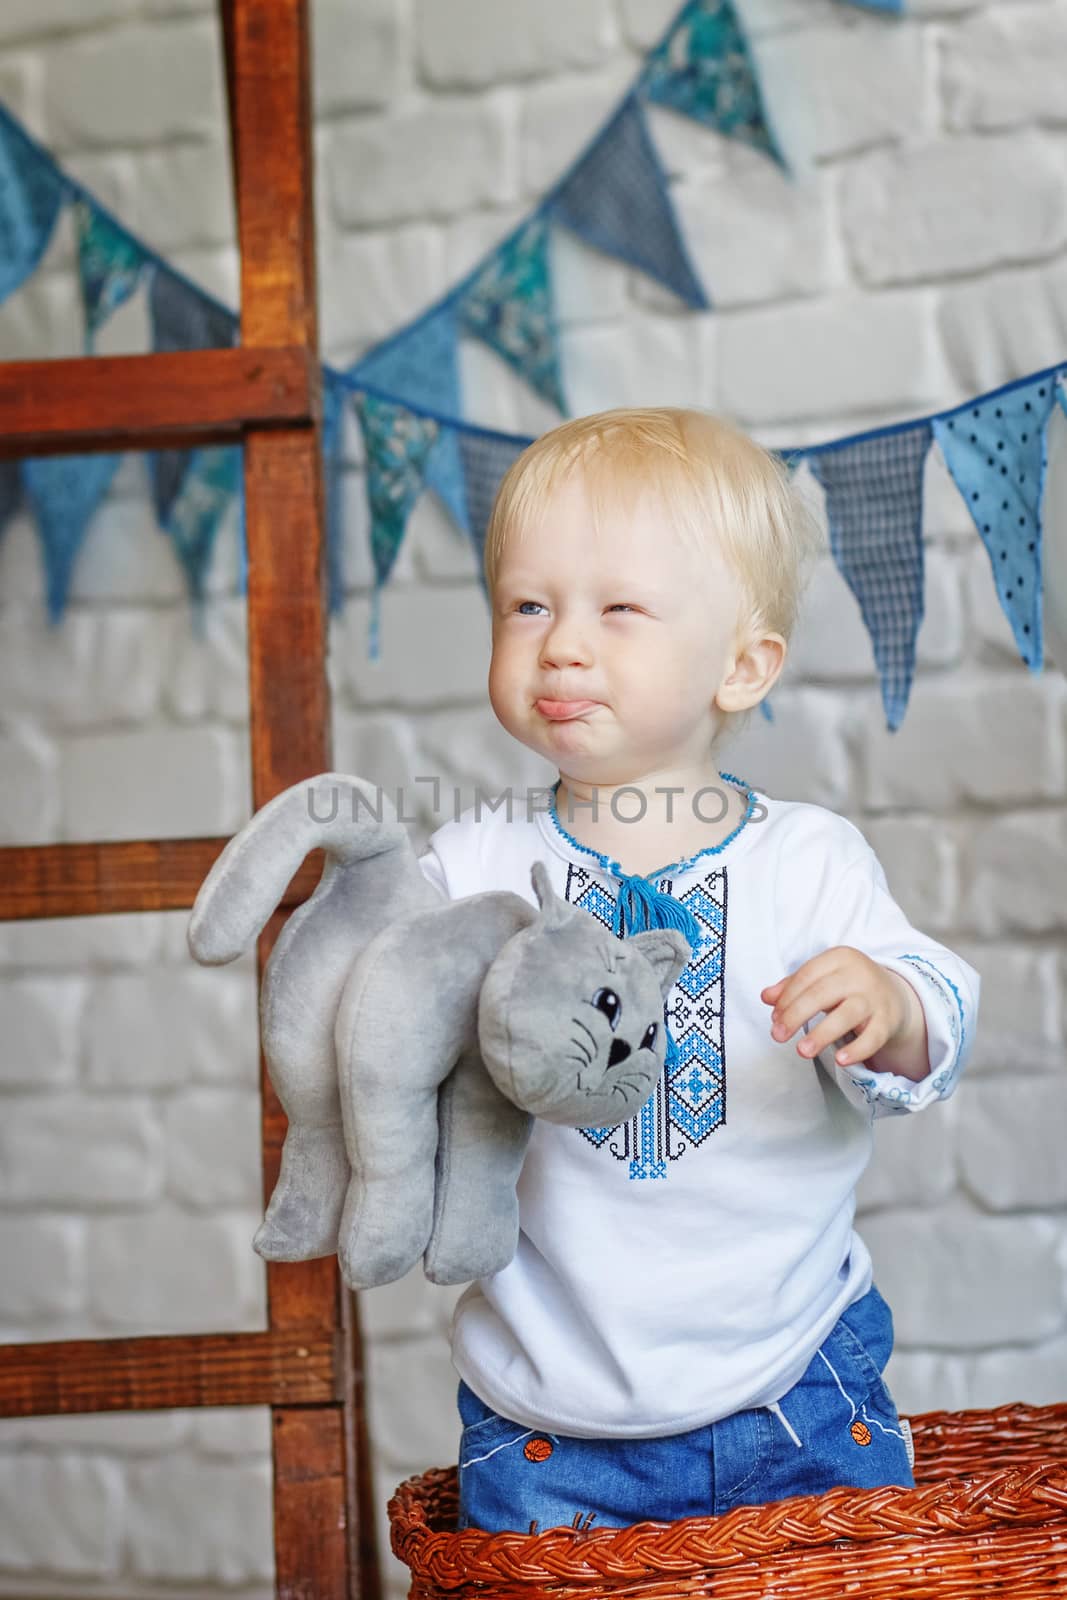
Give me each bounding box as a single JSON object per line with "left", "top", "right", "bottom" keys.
{"left": 2, "top": 0, "right": 1065, "bottom": 731}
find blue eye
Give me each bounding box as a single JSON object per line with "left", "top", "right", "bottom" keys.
{"left": 516, "top": 601, "right": 545, "bottom": 616}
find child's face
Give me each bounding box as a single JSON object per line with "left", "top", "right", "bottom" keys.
{"left": 488, "top": 467, "right": 748, "bottom": 785}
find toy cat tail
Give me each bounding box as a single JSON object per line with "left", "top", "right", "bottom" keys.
{"left": 187, "top": 773, "right": 442, "bottom": 1263}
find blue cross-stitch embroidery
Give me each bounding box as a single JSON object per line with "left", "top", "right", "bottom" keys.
{"left": 565, "top": 863, "right": 728, "bottom": 1180}
{"left": 896, "top": 953, "right": 966, "bottom": 1093}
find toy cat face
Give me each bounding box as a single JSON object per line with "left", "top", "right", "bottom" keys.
{"left": 477, "top": 862, "right": 691, "bottom": 1127}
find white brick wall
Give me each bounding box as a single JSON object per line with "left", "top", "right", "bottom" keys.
{"left": 0, "top": 1, "right": 1065, "bottom": 1595}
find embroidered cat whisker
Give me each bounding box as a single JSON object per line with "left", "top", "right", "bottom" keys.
{"left": 618, "top": 1074, "right": 651, "bottom": 1096}
{"left": 572, "top": 1017, "right": 598, "bottom": 1056}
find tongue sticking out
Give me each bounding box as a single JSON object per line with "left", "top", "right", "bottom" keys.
{"left": 537, "top": 699, "right": 598, "bottom": 721}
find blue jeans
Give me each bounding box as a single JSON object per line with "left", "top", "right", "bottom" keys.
{"left": 456, "top": 1284, "right": 913, "bottom": 1532}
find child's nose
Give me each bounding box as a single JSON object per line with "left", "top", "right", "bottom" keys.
{"left": 539, "top": 617, "right": 593, "bottom": 669}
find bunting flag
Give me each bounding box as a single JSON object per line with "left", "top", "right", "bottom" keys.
{"left": 549, "top": 95, "right": 708, "bottom": 311}
{"left": 425, "top": 425, "right": 470, "bottom": 537}
{"left": 147, "top": 261, "right": 238, "bottom": 356}
{"left": 73, "top": 200, "right": 147, "bottom": 349}
{"left": 458, "top": 216, "right": 567, "bottom": 413}
{"left": 1043, "top": 383, "right": 1067, "bottom": 670}
{"left": 640, "top": 0, "right": 784, "bottom": 168}
{"left": 351, "top": 392, "right": 440, "bottom": 658}
{"left": 0, "top": 110, "right": 67, "bottom": 304}
{"left": 348, "top": 302, "right": 469, "bottom": 533}
{"left": 160, "top": 444, "right": 242, "bottom": 613}
{"left": 21, "top": 453, "right": 122, "bottom": 621}
{"left": 456, "top": 427, "right": 528, "bottom": 585}
{"left": 321, "top": 372, "right": 347, "bottom": 614}
{"left": 808, "top": 426, "right": 931, "bottom": 732}
{"left": 146, "top": 264, "right": 240, "bottom": 595}
{"left": 932, "top": 374, "right": 1059, "bottom": 674}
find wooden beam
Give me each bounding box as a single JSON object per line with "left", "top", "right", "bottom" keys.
{"left": 0, "top": 347, "right": 318, "bottom": 459}
{"left": 247, "top": 429, "right": 333, "bottom": 802}
{"left": 0, "top": 1329, "right": 336, "bottom": 1418}
{"left": 227, "top": 3, "right": 379, "bottom": 1595}
{"left": 0, "top": 840, "right": 323, "bottom": 922}
{"left": 273, "top": 1410, "right": 349, "bottom": 1600}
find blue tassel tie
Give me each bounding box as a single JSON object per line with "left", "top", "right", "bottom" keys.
{"left": 547, "top": 773, "right": 757, "bottom": 1075}
{"left": 613, "top": 875, "right": 702, "bottom": 1069}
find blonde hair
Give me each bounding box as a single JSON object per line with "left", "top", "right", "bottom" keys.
{"left": 483, "top": 406, "right": 824, "bottom": 661}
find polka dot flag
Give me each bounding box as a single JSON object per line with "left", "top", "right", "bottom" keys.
{"left": 932, "top": 375, "right": 1059, "bottom": 674}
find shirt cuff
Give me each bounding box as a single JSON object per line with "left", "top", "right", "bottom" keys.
{"left": 839, "top": 954, "right": 968, "bottom": 1117}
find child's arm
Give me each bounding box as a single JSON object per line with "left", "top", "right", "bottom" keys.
{"left": 764, "top": 833, "right": 980, "bottom": 1119}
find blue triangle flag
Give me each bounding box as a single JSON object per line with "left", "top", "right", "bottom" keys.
{"left": 932, "top": 374, "right": 1060, "bottom": 674}
{"left": 641, "top": 0, "right": 784, "bottom": 167}
{"left": 459, "top": 217, "right": 567, "bottom": 413}
{"left": 147, "top": 263, "right": 237, "bottom": 353}
{"left": 549, "top": 95, "right": 708, "bottom": 310}
{"left": 160, "top": 445, "right": 242, "bottom": 614}
{"left": 22, "top": 453, "right": 122, "bottom": 621}
{"left": 73, "top": 199, "right": 147, "bottom": 348}
{"left": 349, "top": 303, "right": 469, "bottom": 532}
{"left": 352, "top": 392, "right": 439, "bottom": 658}
{"left": 456, "top": 427, "right": 527, "bottom": 593}
{"left": 425, "top": 428, "right": 469, "bottom": 535}
{"left": 322, "top": 373, "right": 346, "bottom": 615}
{"left": 808, "top": 424, "right": 931, "bottom": 732}
{"left": 0, "top": 112, "right": 67, "bottom": 303}
{"left": 351, "top": 302, "right": 459, "bottom": 414}
{"left": 234, "top": 473, "right": 248, "bottom": 601}
{"left": 147, "top": 265, "right": 238, "bottom": 530}
{"left": 1044, "top": 380, "right": 1067, "bottom": 669}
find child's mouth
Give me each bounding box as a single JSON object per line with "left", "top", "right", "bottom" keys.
{"left": 535, "top": 699, "right": 600, "bottom": 721}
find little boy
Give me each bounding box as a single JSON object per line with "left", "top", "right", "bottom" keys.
{"left": 416, "top": 406, "right": 980, "bottom": 1533}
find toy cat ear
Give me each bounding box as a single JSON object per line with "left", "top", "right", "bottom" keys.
{"left": 530, "top": 860, "right": 569, "bottom": 930}
{"left": 627, "top": 928, "right": 692, "bottom": 998}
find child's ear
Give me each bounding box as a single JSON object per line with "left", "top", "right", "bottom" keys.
{"left": 717, "top": 633, "right": 786, "bottom": 713}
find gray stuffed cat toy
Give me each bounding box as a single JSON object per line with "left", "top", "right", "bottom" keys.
{"left": 188, "top": 774, "right": 690, "bottom": 1290}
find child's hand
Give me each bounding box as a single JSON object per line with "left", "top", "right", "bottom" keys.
{"left": 760, "top": 947, "right": 928, "bottom": 1078}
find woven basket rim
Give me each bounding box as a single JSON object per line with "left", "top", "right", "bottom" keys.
{"left": 389, "top": 1402, "right": 1067, "bottom": 1588}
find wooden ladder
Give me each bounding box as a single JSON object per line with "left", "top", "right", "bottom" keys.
{"left": 0, "top": 3, "right": 381, "bottom": 1593}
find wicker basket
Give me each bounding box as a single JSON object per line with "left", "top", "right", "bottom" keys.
{"left": 389, "top": 1402, "right": 1067, "bottom": 1598}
